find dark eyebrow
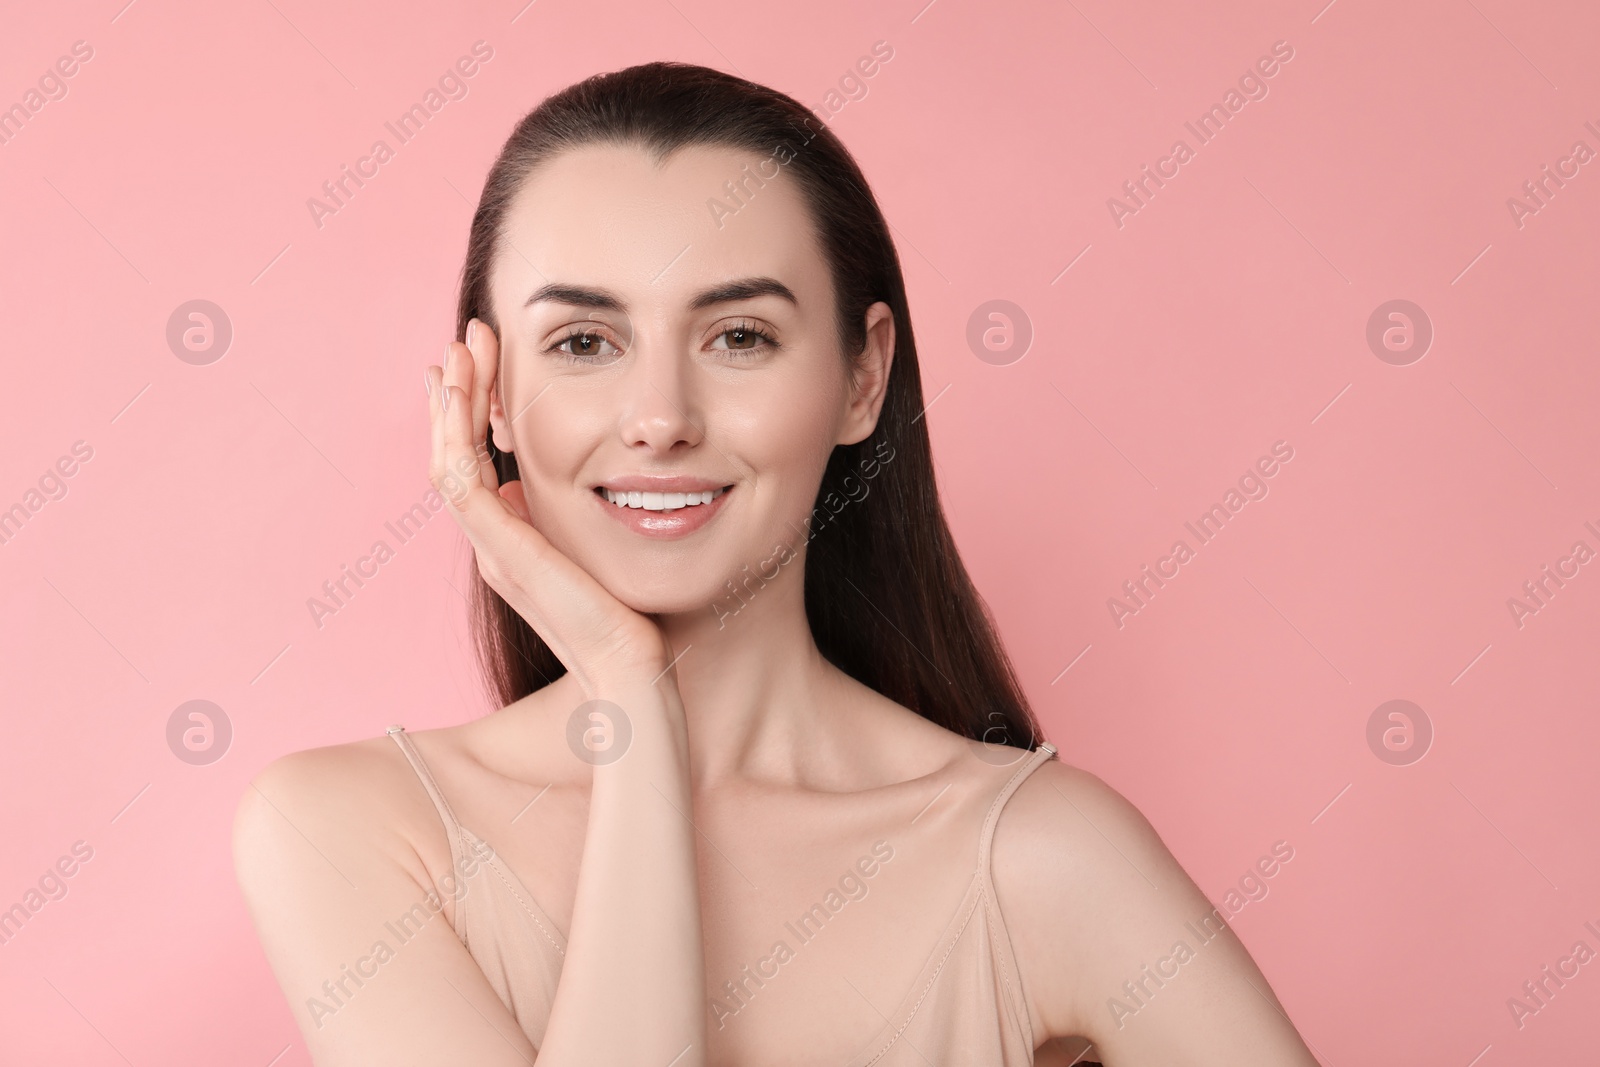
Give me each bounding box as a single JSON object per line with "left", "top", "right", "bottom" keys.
{"left": 524, "top": 276, "right": 797, "bottom": 312}
{"left": 687, "top": 277, "right": 797, "bottom": 311}
{"left": 524, "top": 283, "right": 626, "bottom": 312}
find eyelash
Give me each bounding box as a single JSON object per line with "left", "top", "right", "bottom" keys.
{"left": 546, "top": 320, "right": 779, "bottom": 364}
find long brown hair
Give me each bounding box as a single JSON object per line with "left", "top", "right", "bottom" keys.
{"left": 455, "top": 61, "right": 1042, "bottom": 753}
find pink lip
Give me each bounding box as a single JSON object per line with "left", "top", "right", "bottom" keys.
{"left": 593, "top": 484, "right": 732, "bottom": 540}
{"left": 593, "top": 475, "right": 730, "bottom": 493}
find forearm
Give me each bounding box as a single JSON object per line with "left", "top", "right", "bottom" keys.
{"left": 536, "top": 683, "right": 707, "bottom": 1065}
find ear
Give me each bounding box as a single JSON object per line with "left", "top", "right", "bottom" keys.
{"left": 837, "top": 301, "right": 896, "bottom": 446}
{"left": 486, "top": 341, "right": 514, "bottom": 455}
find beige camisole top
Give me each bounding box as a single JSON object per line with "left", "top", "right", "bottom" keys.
{"left": 387, "top": 725, "right": 1060, "bottom": 1065}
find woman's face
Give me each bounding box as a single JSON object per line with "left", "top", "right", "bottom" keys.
{"left": 484, "top": 142, "right": 893, "bottom": 616}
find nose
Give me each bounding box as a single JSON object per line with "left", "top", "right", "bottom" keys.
{"left": 616, "top": 336, "right": 704, "bottom": 455}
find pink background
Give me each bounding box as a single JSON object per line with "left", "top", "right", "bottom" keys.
{"left": 2, "top": 0, "right": 1597, "bottom": 1062}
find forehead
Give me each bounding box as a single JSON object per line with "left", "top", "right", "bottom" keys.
{"left": 492, "top": 141, "right": 827, "bottom": 310}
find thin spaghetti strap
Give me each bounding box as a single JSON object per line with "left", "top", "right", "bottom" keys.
{"left": 975, "top": 740, "right": 1058, "bottom": 1058}
{"left": 386, "top": 725, "right": 471, "bottom": 876}
{"left": 977, "top": 742, "right": 1058, "bottom": 871}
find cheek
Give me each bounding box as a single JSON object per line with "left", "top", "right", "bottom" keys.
{"left": 720, "top": 375, "right": 843, "bottom": 489}
{"left": 506, "top": 381, "right": 605, "bottom": 529}
{"left": 508, "top": 370, "right": 603, "bottom": 472}
{"left": 519, "top": 407, "right": 585, "bottom": 474}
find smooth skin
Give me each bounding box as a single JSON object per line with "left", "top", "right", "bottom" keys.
{"left": 233, "top": 143, "right": 1320, "bottom": 1066}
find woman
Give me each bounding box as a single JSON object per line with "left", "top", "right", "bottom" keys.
{"left": 234, "top": 61, "right": 1319, "bottom": 1066}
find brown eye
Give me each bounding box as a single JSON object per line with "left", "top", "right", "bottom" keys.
{"left": 549, "top": 330, "right": 621, "bottom": 363}
{"left": 710, "top": 322, "right": 777, "bottom": 358}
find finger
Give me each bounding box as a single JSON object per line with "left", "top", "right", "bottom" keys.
{"left": 426, "top": 359, "right": 445, "bottom": 485}
{"left": 464, "top": 319, "right": 502, "bottom": 492}
{"left": 442, "top": 329, "right": 471, "bottom": 408}
{"left": 465, "top": 320, "right": 495, "bottom": 456}
{"left": 442, "top": 337, "right": 495, "bottom": 496}
{"left": 437, "top": 368, "right": 485, "bottom": 511}
{"left": 434, "top": 337, "right": 528, "bottom": 557}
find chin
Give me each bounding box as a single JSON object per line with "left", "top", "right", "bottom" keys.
{"left": 595, "top": 572, "right": 726, "bottom": 619}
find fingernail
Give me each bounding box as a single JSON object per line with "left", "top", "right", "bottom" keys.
{"left": 424, "top": 368, "right": 432, "bottom": 397}
{"left": 467, "top": 320, "right": 477, "bottom": 349}
{"left": 442, "top": 385, "right": 450, "bottom": 412}
{"left": 443, "top": 344, "right": 451, "bottom": 371}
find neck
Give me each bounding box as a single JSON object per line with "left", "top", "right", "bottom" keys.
{"left": 654, "top": 559, "right": 843, "bottom": 787}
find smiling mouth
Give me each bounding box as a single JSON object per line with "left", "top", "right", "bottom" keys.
{"left": 595, "top": 486, "right": 732, "bottom": 511}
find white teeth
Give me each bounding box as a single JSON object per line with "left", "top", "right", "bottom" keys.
{"left": 600, "top": 487, "right": 726, "bottom": 510}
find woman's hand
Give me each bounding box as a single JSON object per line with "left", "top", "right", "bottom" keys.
{"left": 427, "top": 319, "right": 708, "bottom": 1065}
{"left": 426, "top": 317, "right": 669, "bottom": 696}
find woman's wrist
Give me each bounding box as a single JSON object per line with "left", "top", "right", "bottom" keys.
{"left": 582, "top": 679, "right": 691, "bottom": 774}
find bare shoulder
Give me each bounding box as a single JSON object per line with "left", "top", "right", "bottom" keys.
{"left": 234, "top": 733, "right": 422, "bottom": 836}
{"left": 989, "top": 759, "right": 1183, "bottom": 964}
{"left": 991, "top": 757, "right": 1318, "bottom": 1063}
{"left": 231, "top": 732, "right": 446, "bottom": 909}
{"left": 230, "top": 731, "right": 538, "bottom": 1063}
{"left": 992, "top": 757, "right": 1172, "bottom": 887}
{"left": 237, "top": 732, "right": 411, "bottom": 803}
